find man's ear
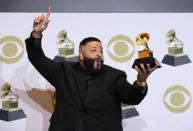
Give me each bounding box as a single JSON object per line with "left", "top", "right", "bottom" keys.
{"left": 79, "top": 52, "right": 84, "bottom": 61}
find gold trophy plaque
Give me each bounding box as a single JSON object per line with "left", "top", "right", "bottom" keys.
{"left": 132, "top": 33, "right": 161, "bottom": 69}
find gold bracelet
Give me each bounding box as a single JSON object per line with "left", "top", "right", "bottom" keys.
{"left": 136, "top": 80, "right": 147, "bottom": 87}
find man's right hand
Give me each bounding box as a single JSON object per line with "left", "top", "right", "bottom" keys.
{"left": 32, "top": 6, "right": 51, "bottom": 38}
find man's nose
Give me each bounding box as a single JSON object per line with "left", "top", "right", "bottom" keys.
{"left": 96, "top": 50, "right": 102, "bottom": 58}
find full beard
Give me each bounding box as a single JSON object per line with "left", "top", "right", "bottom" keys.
{"left": 83, "top": 57, "right": 104, "bottom": 75}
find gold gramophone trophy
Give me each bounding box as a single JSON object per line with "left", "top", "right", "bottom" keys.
{"left": 54, "top": 30, "right": 78, "bottom": 62}
{"left": 56, "top": 30, "right": 75, "bottom": 58}
{"left": 0, "top": 83, "right": 26, "bottom": 121}
{"left": 162, "top": 29, "right": 191, "bottom": 66}
{"left": 132, "top": 32, "right": 161, "bottom": 69}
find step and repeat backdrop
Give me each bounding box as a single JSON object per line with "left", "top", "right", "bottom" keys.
{"left": 0, "top": 13, "right": 193, "bottom": 131}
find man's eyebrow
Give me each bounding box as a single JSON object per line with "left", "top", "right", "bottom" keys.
{"left": 90, "top": 46, "right": 103, "bottom": 50}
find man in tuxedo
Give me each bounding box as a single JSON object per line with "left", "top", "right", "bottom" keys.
{"left": 25, "top": 8, "right": 158, "bottom": 131}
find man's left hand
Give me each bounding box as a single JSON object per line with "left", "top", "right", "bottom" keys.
{"left": 134, "top": 63, "right": 159, "bottom": 86}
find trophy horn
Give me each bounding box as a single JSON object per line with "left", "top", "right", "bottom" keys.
{"left": 135, "top": 32, "right": 150, "bottom": 50}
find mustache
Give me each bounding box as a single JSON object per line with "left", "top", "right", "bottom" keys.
{"left": 95, "top": 57, "right": 103, "bottom": 62}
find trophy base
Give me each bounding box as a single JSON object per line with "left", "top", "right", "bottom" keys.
{"left": 162, "top": 54, "right": 191, "bottom": 66}
{"left": 132, "top": 57, "right": 161, "bottom": 69}
{"left": 0, "top": 108, "right": 26, "bottom": 121}
{"left": 121, "top": 106, "right": 139, "bottom": 119}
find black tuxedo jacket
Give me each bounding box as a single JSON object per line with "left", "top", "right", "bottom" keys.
{"left": 25, "top": 36, "right": 148, "bottom": 131}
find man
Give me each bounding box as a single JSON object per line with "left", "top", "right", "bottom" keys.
{"left": 25, "top": 8, "right": 158, "bottom": 131}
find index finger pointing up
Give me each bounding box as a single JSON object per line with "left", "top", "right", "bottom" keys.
{"left": 45, "top": 6, "right": 51, "bottom": 20}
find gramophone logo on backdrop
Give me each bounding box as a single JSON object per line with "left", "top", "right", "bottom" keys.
{"left": 0, "top": 82, "right": 26, "bottom": 121}
{"left": 54, "top": 30, "right": 78, "bottom": 62}
{"left": 162, "top": 29, "right": 191, "bottom": 66}
{"left": 107, "top": 35, "right": 135, "bottom": 62}
{"left": 56, "top": 30, "right": 75, "bottom": 58}
{"left": 163, "top": 85, "right": 191, "bottom": 113}
{"left": 0, "top": 36, "right": 24, "bottom": 64}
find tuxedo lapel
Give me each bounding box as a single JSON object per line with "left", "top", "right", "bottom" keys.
{"left": 77, "top": 73, "right": 86, "bottom": 102}
{"left": 60, "top": 62, "right": 85, "bottom": 109}
{"left": 74, "top": 63, "right": 86, "bottom": 103}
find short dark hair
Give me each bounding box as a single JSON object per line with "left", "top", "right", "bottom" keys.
{"left": 79, "top": 37, "right": 101, "bottom": 49}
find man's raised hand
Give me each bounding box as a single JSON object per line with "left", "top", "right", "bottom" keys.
{"left": 134, "top": 63, "right": 159, "bottom": 86}
{"left": 32, "top": 6, "right": 51, "bottom": 38}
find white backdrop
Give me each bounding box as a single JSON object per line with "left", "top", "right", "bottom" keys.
{"left": 0, "top": 13, "right": 192, "bottom": 131}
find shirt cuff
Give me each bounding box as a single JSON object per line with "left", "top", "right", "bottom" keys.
{"left": 29, "top": 32, "right": 42, "bottom": 46}
{"left": 133, "top": 81, "right": 148, "bottom": 94}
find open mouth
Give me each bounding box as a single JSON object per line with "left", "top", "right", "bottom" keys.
{"left": 94, "top": 58, "right": 102, "bottom": 69}
{"left": 95, "top": 58, "right": 102, "bottom": 65}
{"left": 96, "top": 59, "right": 101, "bottom": 63}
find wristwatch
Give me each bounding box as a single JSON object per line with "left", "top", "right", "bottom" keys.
{"left": 136, "top": 80, "right": 147, "bottom": 87}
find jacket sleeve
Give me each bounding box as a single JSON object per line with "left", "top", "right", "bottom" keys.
{"left": 25, "top": 34, "right": 62, "bottom": 88}
{"left": 114, "top": 72, "right": 148, "bottom": 105}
